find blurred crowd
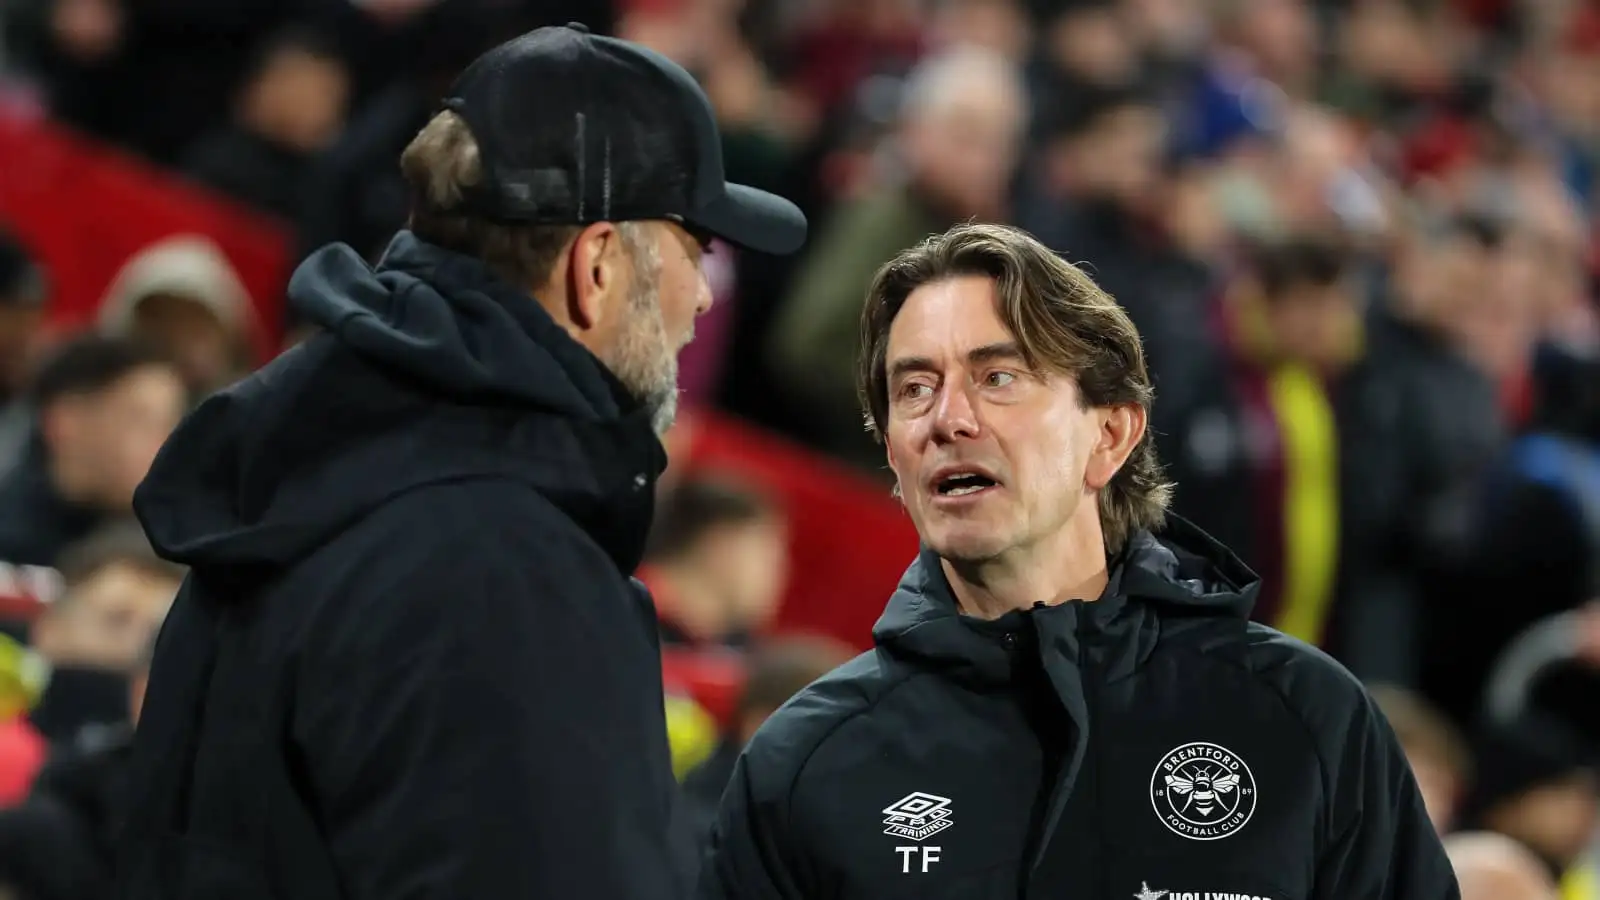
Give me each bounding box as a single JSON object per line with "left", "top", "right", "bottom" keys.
{"left": 0, "top": 0, "right": 1596, "bottom": 898}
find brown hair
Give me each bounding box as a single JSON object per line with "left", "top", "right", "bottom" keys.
{"left": 399, "top": 110, "right": 579, "bottom": 290}
{"left": 857, "top": 222, "right": 1171, "bottom": 553}
{"left": 56, "top": 519, "right": 186, "bottom": 596}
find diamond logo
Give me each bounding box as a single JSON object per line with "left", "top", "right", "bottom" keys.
{"left": 881, "top": 791, "right": 954, "bottom": 842}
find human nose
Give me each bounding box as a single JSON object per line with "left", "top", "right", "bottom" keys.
{"left": 695, "top": 268, "right": 714, "bottom": 317}
{"left": 930, "top": 381, "right": 981, "bottom": 443}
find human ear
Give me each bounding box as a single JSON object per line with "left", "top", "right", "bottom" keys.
{"left": 1084, "top": 403, "right": 1144, "bottom": 491}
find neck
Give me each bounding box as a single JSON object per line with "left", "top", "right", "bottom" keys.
{"left": 942, "top": 514, "right": 1110, "bottom": 620}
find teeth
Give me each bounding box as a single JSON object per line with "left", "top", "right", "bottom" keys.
{"left": 946, "top": 484, "right": 986, "bottom": 496}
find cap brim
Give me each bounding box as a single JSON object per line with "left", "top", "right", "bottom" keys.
{"left": 686, "top": 183, "right": 808, "bottom": 256}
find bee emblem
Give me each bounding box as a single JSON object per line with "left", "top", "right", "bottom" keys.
{"left": 1164, "top": 766, "right": 1240, "bottom": 817}
{"left": 1150, "top": 742, "right": 1257, "bottom": 840}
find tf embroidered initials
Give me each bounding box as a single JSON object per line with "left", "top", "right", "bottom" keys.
{"left": 895, "top": 845, "right": 941, "bottom": 873}
{"left": 883, "top": 792, "right": 953, "bottom": 873}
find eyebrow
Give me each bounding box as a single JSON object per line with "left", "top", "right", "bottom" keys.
{"left": 886, "top": 341, "right": 1025, "bottom": 383}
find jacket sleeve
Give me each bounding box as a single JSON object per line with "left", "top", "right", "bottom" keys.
{"left": 1313, "top": 691, "right": 1460, "bottom": 900}
{"left": 698, "top": 748, "right": 811, "bottom": 900}
{"left": 292, "top": 521, "right": 687, "bottom": 900}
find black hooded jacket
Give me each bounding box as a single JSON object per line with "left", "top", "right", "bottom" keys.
{"left": 701, "top": 519, "right": 1457, "bottom": 900}
{"left": 116, "top": 233, "right": 687, "bottom": 900}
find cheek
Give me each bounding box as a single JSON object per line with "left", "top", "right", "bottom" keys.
{"left": 884, "top": 426, "right": 921, "bottom": 482}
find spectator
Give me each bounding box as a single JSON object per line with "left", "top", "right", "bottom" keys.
{"left": 679, "top": 635, "right": 853, "bottom": 846}
{"left": 768, "top": 45, "right": 1026, "bottom": 472}
{"left": 1460, "top": 715, "right": 1599, "bottom": 890}
{"left": 1372, "top": 683, "right": 1473, "bottom": 834}
{"left": 0, "top": 336, "right": 183, "bottom": 569}
{"left": 0, "top": 628, "right": 153, "bottom": 900}
{"left": 664, "top": 689, "right": 719, "bottom": 782}
{"left": 181, "top": 25, "right": 350, "bottom": 227}
{"left": 1014, "top": 81, "right": 1216, "bottom": 401}
{"left": 31, "top": 520, "right": 177, "bottom": 672}
{"left": 928, "top": 0, "right": 1029, "bottom": 62}
{"left": 97, "top": 235, "right": 256, "bottom": 397}
{"left": 1429, "top": 351, "right": 1599, "bottom": 728}
{"left": 25, "top": 0, "right": 320, "bottom": 165}
{"left": 1166, "top": 232, "right": 1481, "bottom": 684}
{"left": 1026, "top": 0, "right": 1143, "bottom": 146}
{"left": 26, "top": 521, "right": 179, "bottom": 746}
{"left": 1447, "top": 831, "right": 1560, "bottom": 900}
{"left": 0, "top": 630, "right": 46, "bottom": 809}
{"left": 641, "top": 477, "right": 788, "bottom": 649}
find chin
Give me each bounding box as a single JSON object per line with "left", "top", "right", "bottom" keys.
{"left": 924, "top": 525, "right": 1012, "bottom": 565}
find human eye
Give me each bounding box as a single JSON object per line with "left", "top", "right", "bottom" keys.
{"left": 983, "top": 370, "right": 1017, "bottom": 388}
{"left": 899, "top": 381, "right": 934, "bottom": 401}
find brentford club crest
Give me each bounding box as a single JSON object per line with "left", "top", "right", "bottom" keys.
{"left": 1149, "top": 742, "right": 1257, "bottom": 841}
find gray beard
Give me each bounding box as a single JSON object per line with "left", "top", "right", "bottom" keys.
{"left": 604, "top": 275, "right": 681, "bottom": 438}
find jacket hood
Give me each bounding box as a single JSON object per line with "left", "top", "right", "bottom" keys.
{"left": 133, "top": 231, "right": 666, "bottom": 576}
{"left": 872, "top": 515, "right": 1260, "bottom": 677}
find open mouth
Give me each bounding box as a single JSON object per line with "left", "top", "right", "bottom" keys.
{"left": 936, "top": 473, "right": 998, "bottom": 497}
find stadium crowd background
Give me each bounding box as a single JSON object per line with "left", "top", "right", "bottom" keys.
{"left": 0, "top": 0, "right": 1597, "bottom": 897}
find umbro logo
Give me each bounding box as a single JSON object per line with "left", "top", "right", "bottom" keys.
{"left": 883, "top": 792, "right": 951, "bottom": 874}
{"left": 881, "top": 791, "right": 954, "bottom": 841}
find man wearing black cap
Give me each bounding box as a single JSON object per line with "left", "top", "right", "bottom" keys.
{"left": 116, "top": 23, "right": 805, "bottom": 900}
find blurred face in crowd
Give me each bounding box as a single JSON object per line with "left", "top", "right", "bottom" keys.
{"left": 245, "top": 47, "right": 350, "bottom": 154}
{"left": 1394, "top": 229, "right": 1489, "bottom": 334}
{"left": 1262, "top": 277, "right": 1357, "bottom": 370}
{"left": 44, "top": 364, "right": 187, "bottom": 511}
{"left": 49, "top": 0, "right": 122, "bottom": 63}
{"left": 132, "top": 292, "right": 239, "bottom": 394}
{"left": 1274, "top": 109, "right": 1356, "bottom": 229}
{"left": 1058, "top": 104, "right": 1166, "bottom": 208}
{"left": 1123, "top": 0, "right": 1207, "bottom": 58}
{"left": 1482, "top": 773, "right": 1600, "bottom": 874}
{"left": 1510, "top": 179, "right": 1591, "bottom": 332}
{"left": 1232, "top": 0, "right": 1316, "bottom": 88}
{"left": 1339, "top": 0, "right": 1453, "bottom": 91}
{"left": 903, "top": 68, "right": 1026, "bottom": 221}
{"left": 1047, "top": 5, "right": 1136, "bottom": 84}
{"left": 883, "top": 275, "right": 1133, "bottom": 566}
{"left": 930, "top": 0, "right": 1029, "bottom": 61}
{"left": 559, "top": 221, "right": 713, "bottom": 435}
{"left": 1448, "top": 236, "right": 1538, "bottom": 381}
{"left": 695, "top": 515, "right": 788, "bottom": 637}
{"left": 1405, "top": 751, "right": 1463, "bottom": 835}
{"left": 33, "top": 561, "right": 179, "bottom": 671}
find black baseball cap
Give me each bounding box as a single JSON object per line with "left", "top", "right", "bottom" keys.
{"left": 441, "top": 22, "right": 807, "bottom": 256}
